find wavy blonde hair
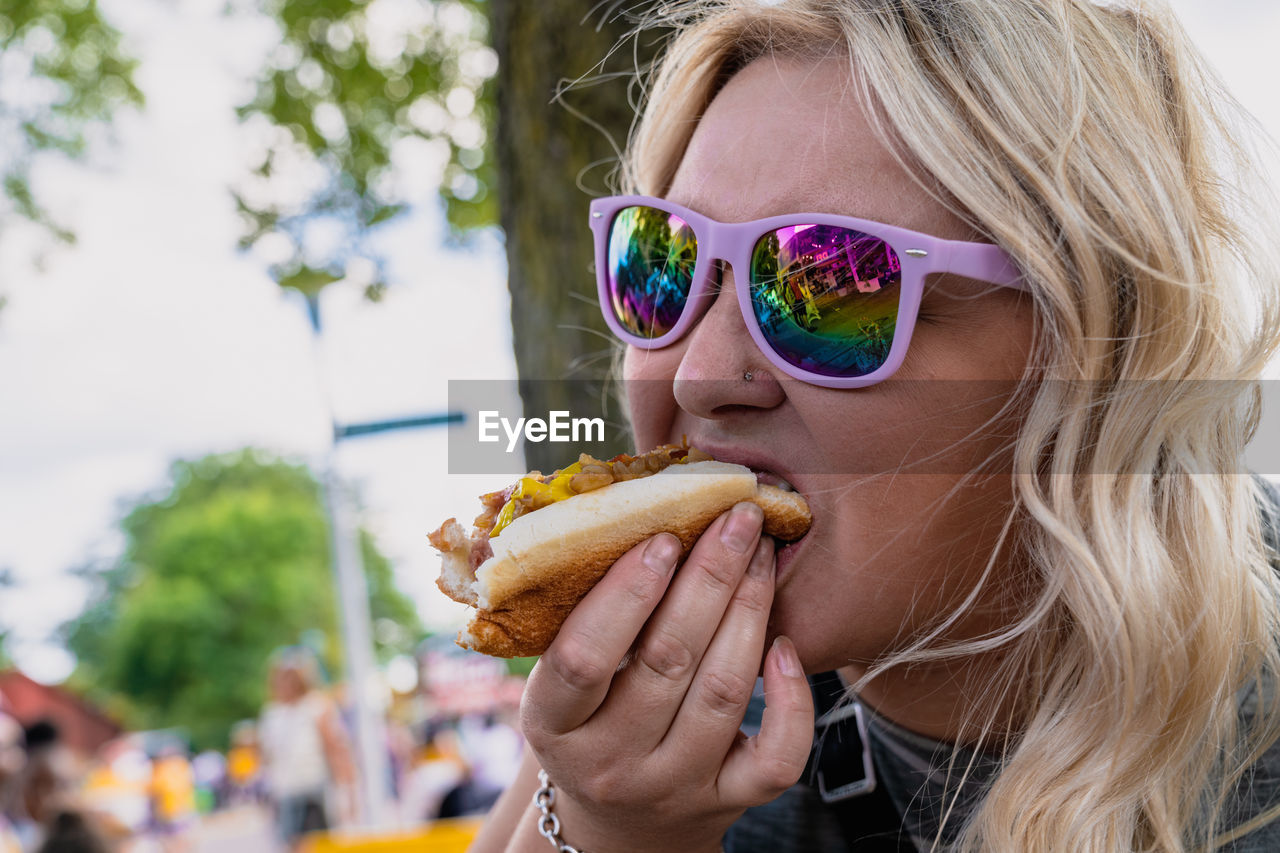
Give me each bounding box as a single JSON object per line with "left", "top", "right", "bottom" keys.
{"left": 613, "top": 0, "right": 1280, "bottom": 850}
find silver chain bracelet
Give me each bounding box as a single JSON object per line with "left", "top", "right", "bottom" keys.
{"left": 533, "top": 769, "right": 728, "bottom": 853}
{"left": 534, "top": 769, "right": 586, "bottom": 853}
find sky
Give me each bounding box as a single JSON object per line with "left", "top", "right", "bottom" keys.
{"left": 0, "top": 0, "right": 1278, "bottom": 684}
{"left": 0, "top": 0, "right": 518, "bottom": 682}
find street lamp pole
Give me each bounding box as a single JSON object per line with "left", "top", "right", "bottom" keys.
{"left": 301, "top": 292, "right": 466, "bottom": 828}
{"left": 318, "top": 453, "right": 393, "bottom": 827}
{"left": 305, "top": 294, "right": 392, "bottom": 828}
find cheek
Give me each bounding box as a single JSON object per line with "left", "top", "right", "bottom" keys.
{"left": 624, "top": 346, "right": 681, "bottom": 450}
{"left": 803, "top": 380, "right": 1023, "bottom": 483}
{"left": 773, "top": 384, "right": 1029, "bottom": 669}
{"left": 775, "top": 472, "right": 1022, "bottom": 669}
{"left": 909, "top": 288, "right": 1037, "bottom": 383}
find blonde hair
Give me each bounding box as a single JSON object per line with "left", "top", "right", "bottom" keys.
{"left": 616, "top": 1, "right": 1280, "bottom": 850}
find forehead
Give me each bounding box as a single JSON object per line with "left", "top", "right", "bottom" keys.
{"left": 667, "top": 54, "right": 965, "bottom": 239}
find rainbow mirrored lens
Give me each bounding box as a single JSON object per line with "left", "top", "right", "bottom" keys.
{"left": 606, "top": 205, "right": 697, "bottom": 338}
{"left": 749, "top": 225, "right": 902, "bottom": 377}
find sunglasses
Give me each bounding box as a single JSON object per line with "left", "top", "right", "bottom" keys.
{"left": 590, "top": 195, "right": 1027, "bottom": 388}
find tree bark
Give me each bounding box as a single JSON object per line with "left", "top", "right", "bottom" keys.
{"left": 490, "top": 1, "right": 662, "bottom": 472}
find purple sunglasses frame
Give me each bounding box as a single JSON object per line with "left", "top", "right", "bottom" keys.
{"left": 589, "top": 194, "right": 1028, "bottom": 389}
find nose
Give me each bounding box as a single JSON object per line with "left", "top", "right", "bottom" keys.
{"left": 672, "top": 262, "right": 785, "bottom": 417}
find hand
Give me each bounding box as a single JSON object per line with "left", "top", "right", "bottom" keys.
{"left": 520, "top": 502, "right": 815, "bottom": 853}
{"left": 333, "top": 782, "right": 358, "bottom": 826}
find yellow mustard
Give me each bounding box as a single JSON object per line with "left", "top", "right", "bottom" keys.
{"left": 490, "top": 461, "right": 583, "bottom": 538}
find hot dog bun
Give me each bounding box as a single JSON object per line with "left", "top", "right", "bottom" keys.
{"left": 433, "top": 460, "right": 810, "bottom": 658}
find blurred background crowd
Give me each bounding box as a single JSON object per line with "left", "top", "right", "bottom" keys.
{"left": 0, "top": 637, "right": 525, "bottom": 851}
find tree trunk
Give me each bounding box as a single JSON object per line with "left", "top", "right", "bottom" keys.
{"left": 489, "top": 1, "right": 662, "bottom": 472}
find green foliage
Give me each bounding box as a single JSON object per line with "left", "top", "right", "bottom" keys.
{"left": 235, "top": 0, "right": 497, "bottom": 300}
{"left": 62, "top": 449, "right": 423, "bottom": 750}
{"left": 0, "top": 0, "right": 142, "bottom": 244}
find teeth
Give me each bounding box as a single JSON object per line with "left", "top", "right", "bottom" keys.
{"left": 748, "top": 466, "right": 795, "bottom": 493}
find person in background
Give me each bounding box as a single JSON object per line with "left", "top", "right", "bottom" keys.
{"left": 442, "top": 713, "right": 521, "bottom": 819}
{"left": 147, "top": 740, "right": 195, "bottom": 853}
{"left": 34, "top": 811, "right": 114, "bottom": 853}
{"left": 223, "top": 723, "right": 261, "bottom": 807}
{"left": 398, "top": 720, "right": 465, "bottom": 825}
{"left": 80, "top": 737, "right": 151, "bottom": 848}
{"left": 8, "top": 720, "right": 117, "bottom": 853}
{"left": 189, "top": 751, "right": 224, "bottom": 815}
{"left": 258, "top": 648, "right": 356, "bottom": 852}
{"left": 13, "top": 721, "right": 76, "bottom": 851}
{"left": 0, "top": 712, "right": 25, "bottom": 853}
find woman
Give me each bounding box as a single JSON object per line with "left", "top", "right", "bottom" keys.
{"left": 259, "top": 648, "right": 356, "bottom": 852}
{"left": 474, "top": 1, "right": 1280, "bottom": 850}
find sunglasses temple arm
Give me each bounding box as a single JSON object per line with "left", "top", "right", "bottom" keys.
{"left": 939, "top": 241, "right": 1028, "bottom": 291}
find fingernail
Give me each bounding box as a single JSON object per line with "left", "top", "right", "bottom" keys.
{"left": 720, "top": 502, "right": 763, "bottom": 553}
{"left": 748, "top": 538, "right": 774, "bottom": 579}
{"left": 773, "top": 636, "right": 801, "bottom": 678}
{"left": 644, "top": 534, "right": 680, "bottom": 574}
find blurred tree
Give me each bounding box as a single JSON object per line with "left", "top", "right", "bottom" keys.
{"left": 239, "top": 0, "right": 657, "bottom": 470}
{"left": 0, "top": 0, "right": 141, "bottom": 259}
{"left": 61, "top": 450, "right": 423, "bottom": 750}
{"left": 239, "top": 0, "right": 655, "bottom": 466}
{"left": 489, "top": 1, "right": 663, "bottom": 470}
{"left": 234, "top": 0, "right": 497, "bottom": 300}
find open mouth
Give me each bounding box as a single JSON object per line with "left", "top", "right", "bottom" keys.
{"left": 747, "top": 466, "right": 810, "bottom": 579}
{"left": 750, "top": 467, "right": 797, "bottom": 493}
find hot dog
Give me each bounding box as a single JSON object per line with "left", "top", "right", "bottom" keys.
{"left": 430, "top": 442, "right": 811, "bottom": 657}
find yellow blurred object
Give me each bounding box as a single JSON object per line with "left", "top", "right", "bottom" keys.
{"left": 227, "top": 744, "right": 260, "bottom": 784}
{"left": 150, "top": 754, "right": 197, "bottom": 822}
{"left": 300, "top": 817, "right": 483, "bottom": 852}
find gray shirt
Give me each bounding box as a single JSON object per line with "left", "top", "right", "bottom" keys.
{"left": 725, "top": 683, "right": 1280, "bottom": 852}
{"left": 724, "top": 477, "right": 1280, "bottom": 851}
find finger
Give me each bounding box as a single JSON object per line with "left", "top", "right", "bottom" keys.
{"left": 716, "top": 635, "right": 814, "bottom": 807}
{"left": 661, "top": 537, "right": 775, "bottom": 771}
{"left": 523, "top": 532, "right": 682, "bottom": 737}
{"left": 605, "top": 502, "right": 764, "bottom": 732}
